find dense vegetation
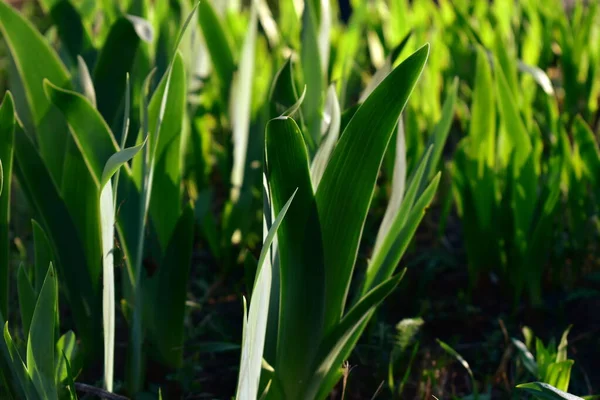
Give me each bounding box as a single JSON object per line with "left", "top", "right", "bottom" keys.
{"left": 0, "top": 0, "right": 598, "bottom": 398}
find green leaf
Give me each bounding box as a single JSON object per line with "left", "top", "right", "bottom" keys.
{"left": 0, "top": 0, "right": 71, "bottom": 184}
{"left": 16, "top": 265, "right": 36, "bottom": 341}
{"left": 423, "top": 77, "right": 458, "bottom": 182}
{"left": 512, "top": 338, "right": 539, "bottom": 377}
{"left": 359, "top": 31, "right": 413, "bottom": 102}
{"left": 0, "top": 92, "right": 14, "bottom": 317}
{"left": 27, "top": 264, "right": 58, "bottom": 400}
{"left": 31, "top": 220, "right": 53, "bottom": 294}
{"left": 147, "top": 52, "right": 186, "bottom": 248}
{"left": 198, "top": 0, "right": 235, "bottom": 94}
{"left": 372, "top": 121, "right": 407, "bottom": 259}
{"left": 269, "top": 58, "right": 300, "bottom": 118}
{"left": 13, "top": 124, "right": 99, "bottom": 365}
{"left": 101, "top": 141, "right": 146, "bottom": 188}
{"left": 556, "top": 325, "right": 572, "bottom": 363}
{"left": 306, "top": 272, "right": 405, "bottom": 399}
{"left": 437, "top": 339, "right": 474, "bottom": 381}
{"left": 3, "top": 322, "right": 37, "bottom": 400}
{"left": 316, "top": 44, "right": 429, "bottom": 329}
{"left": 367, "top": 170, "right": 440, "bottom": 291}
{"left": 265, "top": 116, "right": 325, "bottom": 396}
{"left": 43, "top": 80, "right": 120, "bottom": 188}
{"left": 236, "top": 190, "right": 297, "bottom": 400}
{"left": 49, "top": 0, "right": 95, "bottom": 66}
{"left": 300, "top": 0, "right": 323, "bottom": 145}
{"left": 76, "top": 56, "right": 96, "bottom": 108}
{"left": 230, "top": 4, "right": 257, "bottom": 201}
{"left": 93, "top": 17, "right": 142, "bottom": 129}
{"left": 495, "top": 58, "right": 532, "bottom": 170}
{"left": 517, "top": 382, "right": 583, "bottom": 400}
{"left": 573, "top": 116, "right": 600, "bottom": 184}
{"left": 146, "top": 205, "right": 194, "bottom": 369}
{"left": 545, "top": 360, "right": 574, "bottom": 392}
{"left": 54, "top": 331, "right": 77, "bottom": 384}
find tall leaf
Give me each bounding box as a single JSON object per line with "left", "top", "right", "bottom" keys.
{"left": 316, "top": 44, "right": 429, "bottom": 328}
{"left": 0, "top": 1, "right": 71, "bottom": 184}
{"left": 0, "top": 92, "right": 14, "bottom": 316}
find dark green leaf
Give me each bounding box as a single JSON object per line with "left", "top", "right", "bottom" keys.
{"left": 315, "top": 44, "right": 428, "bottom": 330}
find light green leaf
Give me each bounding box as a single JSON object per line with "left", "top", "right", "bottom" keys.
{"left": 54, "top": 331, "right": 77, "bottom": 384}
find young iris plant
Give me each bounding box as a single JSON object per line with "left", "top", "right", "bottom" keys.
{"left": 235, "top": 42, "right": 446, "bottom": 399}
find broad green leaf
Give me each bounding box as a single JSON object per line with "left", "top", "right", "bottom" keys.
{"left": 147, "top": 52, "right": 186, "bottom": 248}
{"left": 13, "top": 125, "right": 99, "bottom": 365}
{"left": 236, "top": 191, "right": 297, "bottom": 400}
{"left": 517, "top": 382, "right": 583, "bottom": 400}
{"left": 44, "top": 80, "right": 119, "bottom": 187}
{"left": 54, "top": 331, "right": 77, "bottom": 384}
{"left": 311, "top": 85, "right": 340, "bottom": 189}
{"left": 16, "top": 266, "right": 36, "bottom": 340}
{"left": 307, "top": 272, "right": 405, "bottom": 399}
{"left": 265, "top": 117, "right": 325, "bottom": 396}
{"left": 0, "top": 0, "right": 71, "bottom": 184}
{"left": 198, "top": 0, "right": 235, "bottom": 94}
{"left": 93, "top": 17, "right": 142, "bottom": 130}
{"left": 146, "top": 205, "right": 194, "bottom": 369}
{"left": 230, "top": 4, "right": 257, "bottom": 201}
{"left": 27, "top": 265, "right": 58, "bottom": 400}
{"left": 0, "top": 92, "right": 14, "bottom": 316}
{"left": 316, "top": 44, "right": 429, "bottom": 328}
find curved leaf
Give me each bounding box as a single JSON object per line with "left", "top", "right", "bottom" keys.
{"left": 0, "top": 0, "right": 71, "bottom": 184}
{"left": 315, "top": 44, "right": 429, "bottom": 329}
